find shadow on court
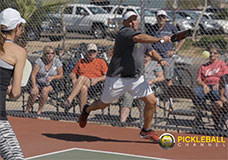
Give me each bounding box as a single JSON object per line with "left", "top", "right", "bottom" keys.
{"left": 42, "top": 133, "right": 157, "bottom": 144}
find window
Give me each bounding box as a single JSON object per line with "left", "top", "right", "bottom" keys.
{"left": 76, "top": 7, "right": 88, "bottom": 15}
{"left": 137, "top": 9, "right": 156, "bottom": 16}
{"left": 166, "top": 11, "right": 184, "bottom": 19}
{"left": 102, "top": 6, "right": 113, "bottom": 13}
{"left": 126, "top": 8, "right": 136, "bottom": 12}
{"left": 88, "top": 7, "right": 107, "bottom": 14}
{"left": 114, "top": 7, "right": 124, "bottom": 15}
{"left": 63, "top": 7, "right": 73, "bottom": 14}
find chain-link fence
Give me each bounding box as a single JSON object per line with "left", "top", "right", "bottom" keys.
{"left": 2, "top": 0, "right": 228, "bottom": 137}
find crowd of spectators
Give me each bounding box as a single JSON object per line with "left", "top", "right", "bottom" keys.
{"left": 19, "top": 10, "right": 228, "bottom": 132}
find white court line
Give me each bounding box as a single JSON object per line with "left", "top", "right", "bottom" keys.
{"left": 25, "top": 148, "right": 76, "bottom": 160}
{"left": 26, "top": 147, "right": 169, "bottom": 160}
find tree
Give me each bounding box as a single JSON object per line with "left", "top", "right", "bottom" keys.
{"left": 1, "top": 0, "right": 72, "bottom": 46}
{"left": 192, "top": 0, "right": 208, "bottom": 41}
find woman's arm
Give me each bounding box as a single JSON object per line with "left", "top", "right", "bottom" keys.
{"left": 48, "top": 67, "right": 63, "bottom": 81}
{"left": 197, "top": 77, "right": 210, "bottom": 95}
{"left": 196, "top": 77, "right": 206, "bottom": 87}
{"left": 9, "top": 47, "right": 26, "bottom": 100}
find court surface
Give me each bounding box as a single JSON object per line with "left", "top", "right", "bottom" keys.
{"left": 6, "top": 116, "right": 228, "bottom": 160}
{"left": 26, "top": 148, "right": 168, "bottom": 160}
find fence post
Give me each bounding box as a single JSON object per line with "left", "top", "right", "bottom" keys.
{"left": 140, "top": 0, "right": 145, "bottom": 33}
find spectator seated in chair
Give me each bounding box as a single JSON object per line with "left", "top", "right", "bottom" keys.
{"left": 120, "top": 51, "right": 165, "bottom": 122}
{"left": 25, "top": 46, "right": 63, "bottom": 115}
{"left": 212, "top": 74, "right": 228, "bottom": 130}
{"left": 193, "top": 44, "right": 228, "bottom": 125}
{"left": 62, "top": 43, "right": 108, "bottom": 112}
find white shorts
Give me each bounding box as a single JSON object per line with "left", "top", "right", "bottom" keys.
{"left": 100, "top": 76, "right": 153, "bottom": 104}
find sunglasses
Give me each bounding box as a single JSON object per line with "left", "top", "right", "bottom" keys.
{"left": 157, "top": 15, "right": 167, "bottom": 19}
{"left": 88, "top": 50, "right": 97, "bottom": 53}
{"left": 45, "top": 52, "right": 55, "bottom": 55}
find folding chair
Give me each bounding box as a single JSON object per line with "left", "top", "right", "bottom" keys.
{"left": 21, "top": 80, "right": 32, "bottom": 112}
{"left": 165, "top": 85, "right": 201, "bottom": 132}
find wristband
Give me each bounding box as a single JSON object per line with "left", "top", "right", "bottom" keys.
{"left": 160, "top": 39, "right": 164, "bottom": 43}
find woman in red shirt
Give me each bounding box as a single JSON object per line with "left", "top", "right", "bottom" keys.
{"left": 194, "top": 44, "right": 228, "bottom": 125}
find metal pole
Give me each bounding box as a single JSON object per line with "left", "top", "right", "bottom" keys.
{"left": 140, "top": 0, "right": 145, "bottom": 32}
{"left": 173, "top": 0, "right": 178, "bottom": 27}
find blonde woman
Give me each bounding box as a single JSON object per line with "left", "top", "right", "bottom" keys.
{"left": 0, "top": 8, "right": 26, "bottom": 159}
{"left": 25, "top": 46, "right": 63, "bottom": 115}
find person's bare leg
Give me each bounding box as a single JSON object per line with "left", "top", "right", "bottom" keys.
{"left": 80, "top": 85, "right": 88, "bottom": 112}
{"left": 138, "top": 93, "right": 159, "bottom": 141}
{"left": 25, "top": 88, "right": 39, "bottom": 113}
{"left": 140, "top": 93, "right": 157, "bottom": 129}
{"left": 37, "top": 86, "right": 53, "bottom": 114}
{"left": 120, "top": 107, "right": 130, "bottom": 122}
{"left": 67, "top": 76, "right": 90, "bottom": 103}
{"left": 87, "top": 99, "right": 110, "bottom": 113}
{"left": 79, "top": 99, "right": 111, "bottom": 128}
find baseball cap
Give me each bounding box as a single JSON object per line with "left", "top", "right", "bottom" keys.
{"left": 156, "top": 10, "right": 168, "bottom": 17}
{"left": 0, "top": 8, "right": 26, "bottom": 31}
{"left": 87, "top": 43, "right": 97, "bottom": 51}
{"left": 123, "top": 11, "right": 138, "bottom": 20}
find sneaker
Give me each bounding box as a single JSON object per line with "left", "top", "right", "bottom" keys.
{"left": 139, "top": 129, "right": 159, "bottom": 142}
{"left": 79, "top": 104, "right": 90, "bottom": 128}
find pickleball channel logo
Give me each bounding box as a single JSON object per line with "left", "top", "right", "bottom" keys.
{"left": 159, "top": 133, "right": 175, "bottom": 150}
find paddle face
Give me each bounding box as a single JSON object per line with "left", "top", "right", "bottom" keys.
{"left": 21, "top": 59, "right": 32, "bottom": 86}
{"left": 171, "top": 29, "right": 191, "bottom": 42}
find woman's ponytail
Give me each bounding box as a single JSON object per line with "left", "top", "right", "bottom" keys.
{"left": 0, "top": 25, "right": 6, "bottom": 54}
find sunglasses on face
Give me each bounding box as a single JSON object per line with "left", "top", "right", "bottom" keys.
{"left": 45, "top": 52, "right": 55, "bottom": 55}
{"left": 157, "top": 15, "right": 166, "bottom": 19}
{"left": 88, "top": 50, "right": 97, "bottom": 53}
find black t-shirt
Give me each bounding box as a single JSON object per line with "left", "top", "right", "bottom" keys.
{"left": 107, "top": 27, "right": 153, "bottom": 78}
